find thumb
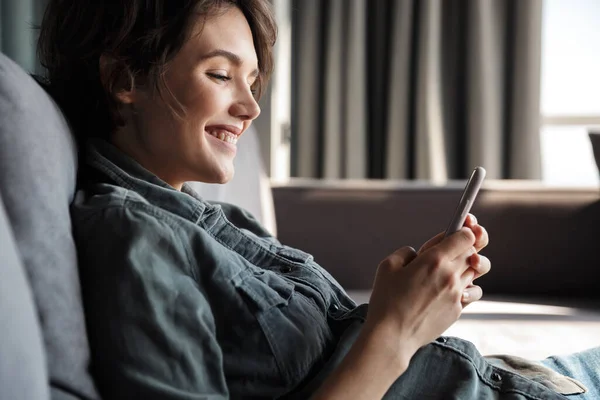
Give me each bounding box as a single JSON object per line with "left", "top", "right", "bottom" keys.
{"left": 388, "top": 246, "right": 418, "bottom": 268}
{"left": 418, "top": 231, "right": 445, "bottom": 255}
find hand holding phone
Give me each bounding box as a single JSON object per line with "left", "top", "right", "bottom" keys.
{"left": 445, "top": 167, "right": 486, "bottom": 237}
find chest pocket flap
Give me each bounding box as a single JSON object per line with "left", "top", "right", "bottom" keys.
{"left": 273, "top": 245, "right": 313, "bottom": 264}
{"left": 233, "top": 269, "right": 294, "bottom": 311}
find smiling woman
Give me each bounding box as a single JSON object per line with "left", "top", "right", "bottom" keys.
{"left": 105, "top": 6, "right": 262, "bottom": 187}
{"left": 38, "top": 0, "right": 272, "bottom": 187}
{"left": 34, "top": 1, "right": 600, "bottom": 399}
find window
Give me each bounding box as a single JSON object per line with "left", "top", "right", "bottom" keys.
{"left": 540, "top": 0, "right": 600, "bottom": 186}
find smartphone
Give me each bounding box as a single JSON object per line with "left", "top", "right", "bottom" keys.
{"left": 444, "top": 166, "right": 486, "bottom": 237}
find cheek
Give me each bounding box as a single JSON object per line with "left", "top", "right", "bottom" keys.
{"left": 133, "top": 96, "right": 177, "bottom": 138}
{"left": 180, "top": 82, "right": 226, "bottom": 124}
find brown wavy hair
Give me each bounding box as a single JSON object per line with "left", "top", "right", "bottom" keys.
{"left": 37, "top": 0, "right": 276, "bottom": 140}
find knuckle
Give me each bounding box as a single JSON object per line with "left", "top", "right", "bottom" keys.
{"left": 426, "top": 250, "right": 444, "bottom": 268}
{"left": 482, "top": 227, "right": 489, "bottom": 241}
{"left": 461, "top": 228, "right": 476, "bottom": 244}
{"left": 464, "top": 268, "right": 476, "bottom": 282}
{"left": 378, "top": 257, "right": 395, "bottom": 272}
{"left": 481, "top": 226, "right": 489, "bottom": 239}
{"left": 443, "top": 271, "right": 458, "bottom": 288}
{"left": 479, "top": 235, "right": 489, "bottom": 249}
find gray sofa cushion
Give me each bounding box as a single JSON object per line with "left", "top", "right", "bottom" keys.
{"left": 0, "top": 196, "right": 49, "bottom": 400}
{"left": 0, "top": 53, "right": 99, "bottom": 399}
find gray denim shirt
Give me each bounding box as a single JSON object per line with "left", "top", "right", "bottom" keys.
{"left": 71, "top": 139, "right": 583, "bottom": 399}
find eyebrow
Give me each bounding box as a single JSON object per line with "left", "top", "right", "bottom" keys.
{"left": 200, "top": 49, "right": 260, "bottom": 78}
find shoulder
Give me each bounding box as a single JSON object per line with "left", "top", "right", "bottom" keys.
{"left": 71, "top": 182, "right": 196, "bottom": 273}
{"left": 72, "top": 182, "right": 181, "bottom": 232}
{"left": 71, "top": 183, "right": 189, "bottom": 258}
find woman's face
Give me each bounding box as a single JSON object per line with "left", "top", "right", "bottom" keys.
{"left": 114, "top": 6, "right": 261, "bottom": 189}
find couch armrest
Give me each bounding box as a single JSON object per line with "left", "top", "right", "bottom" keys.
{"left": 272, "top": 179, "right": 600, "bottom": 299}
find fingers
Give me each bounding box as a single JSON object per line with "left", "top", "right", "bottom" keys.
{"left": 436, "top": 227, "right": 476, "bottom": 262}
{"left": 382, "top": 246, "right": 418, "bottom": 270}
{"left": 418, "top": 231, "right": 445, "bottom": 255}
{"left": 420, "top": 214, "right": 487, "bottom": 264}
{"left": 459, "top": 253, "right": 491, "bottom": 282}
{"left": 470, "top": 254, "right": 491, "bottom": 279}
{"left": 461, "top": 285, "right": 483, "bottom": 306}
{"left": 471, "top": 224, "right": 489, "bottom": 252}
{"left": 464, "top": 214, "right": 489, "bottom": 252}
{"left": 464, "top": 213, "right": 477, "bottom": 229}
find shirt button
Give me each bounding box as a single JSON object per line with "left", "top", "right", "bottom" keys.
{"left": 492, "top": 372, "right": 502, "bottom": 382}
{"left": 436, "top": 337, "right": 447, "bottom": 343}
{"left": 331, "top": 304, "right": 339, "bottom": 311}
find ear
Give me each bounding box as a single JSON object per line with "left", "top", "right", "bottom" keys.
{"left": 99, "top": 54, "right": 136, "bottom": 104}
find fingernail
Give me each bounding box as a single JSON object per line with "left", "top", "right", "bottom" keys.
{"left": 462, "top": 291, "right": 470, "bottom": 301}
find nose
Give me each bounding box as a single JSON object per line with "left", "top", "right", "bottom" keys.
{"left": 230, "top": 86, "right": 261, "bottom": 122}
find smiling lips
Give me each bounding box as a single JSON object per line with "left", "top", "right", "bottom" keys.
{"left": 206, "top": 125, "right": 242, "bottom": 145}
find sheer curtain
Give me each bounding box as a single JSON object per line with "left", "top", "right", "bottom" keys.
{"left": 291, "top": 0, "right": 543, "bottom": 181}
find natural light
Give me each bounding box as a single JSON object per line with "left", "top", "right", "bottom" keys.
{"left": 541, "top": 0, "right": 600, "bottom": 186}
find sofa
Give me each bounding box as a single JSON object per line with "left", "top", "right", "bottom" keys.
{"left": 272, "top": 180, "right": 600, "bottom": 359}
{"left": 2, "top": 47, "right": 600, "bottom": 399}
{"left": 0, "top": 52, "right": 275, "bottom": 400}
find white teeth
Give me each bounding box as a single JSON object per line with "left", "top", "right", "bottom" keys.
{"left": 208, "top": 129, "right": 238, "bottom": 145}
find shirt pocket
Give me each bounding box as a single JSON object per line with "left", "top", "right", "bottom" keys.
{"left": 231, "top": 269, "right": 332, "bottom": 388}
{"left": 232, "top": 269, "right": 294, "bottom": 311}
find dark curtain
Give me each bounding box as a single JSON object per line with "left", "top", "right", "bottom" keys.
{"left": 291, "top": 0, "right": 543, "bottom": 181}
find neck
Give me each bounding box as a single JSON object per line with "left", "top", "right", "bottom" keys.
{"left": 110, "top": 129, "right": 184, "bottom": 191}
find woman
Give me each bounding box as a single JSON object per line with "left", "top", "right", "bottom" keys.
{"left": 37, "top": 0, "right": 598, "bottom": 399}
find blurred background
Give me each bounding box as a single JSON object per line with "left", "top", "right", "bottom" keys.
{"left": 2, "top": 0, "right": 599, "bottom": 185}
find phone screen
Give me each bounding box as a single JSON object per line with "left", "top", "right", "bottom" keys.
{"left": 444, "top": 167, "right": 486, "bottom": 237}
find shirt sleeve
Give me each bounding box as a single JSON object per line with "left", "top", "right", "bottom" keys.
{"left": 74, "top": 205, "right": 229, "bottom": 399}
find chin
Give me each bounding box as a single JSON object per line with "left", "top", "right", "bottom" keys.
{"left": 213, "top": 175, "right": 232, "bottom": 184}
{"left": 189, "top": 162, "right": 234, "bottom": 184}
{"left": 210, "top": 167, "right": 234, "bottom": 184}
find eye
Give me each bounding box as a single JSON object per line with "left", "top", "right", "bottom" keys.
{"left": 207, "top": 72, "right": 231, "bottom": 82}
{"left": 250, "top": 80, "right": 259, "bottom": 96}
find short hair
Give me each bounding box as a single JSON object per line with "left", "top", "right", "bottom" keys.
{"left": 37, "top": 0, "right": 277, "bottom": 140}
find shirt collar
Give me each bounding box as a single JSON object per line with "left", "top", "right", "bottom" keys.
{"left": 83, "top": 138, "right": 212, "bottom": 223}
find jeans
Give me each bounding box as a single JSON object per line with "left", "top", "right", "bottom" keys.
{"left": 542, "top": 347, "right": 600, "bottom": 399}
{"left": 287, "top": 320, "right": 588, "bottom": 400}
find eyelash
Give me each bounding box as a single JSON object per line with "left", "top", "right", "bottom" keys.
{"left": 207, "top": 72, "right": 232, "bottom": 82}
{"left": 208, "top": 72, "right": 258, "bottom": 95}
